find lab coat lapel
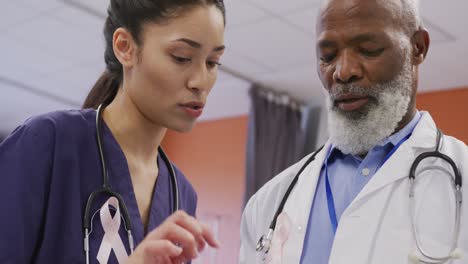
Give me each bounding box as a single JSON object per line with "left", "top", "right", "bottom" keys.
{"left": 346, "top": 112, "right": 438, "bottom": 214}
{"left": 330, "top": 113, "right": 440, "bottom": 264}
{"left": 281, "top": 143, "right": 331, "bottom": 262}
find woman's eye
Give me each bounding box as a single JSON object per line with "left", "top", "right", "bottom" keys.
{"left": 172, "top": 55, "right": 191, "bottom": 64}
{"left": 207, "top": 61, "right": 222, "bottom": 68}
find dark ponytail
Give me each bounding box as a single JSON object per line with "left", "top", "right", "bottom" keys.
{"left": 82, "top": 72, "right": 119, "bottom": 109}
{"left": 82, "top": 0, "right": 226, "bottom": 109}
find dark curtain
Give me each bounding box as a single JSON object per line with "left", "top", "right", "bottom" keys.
{"left": 244, "top": 84, "right": 321, "bottom": 204}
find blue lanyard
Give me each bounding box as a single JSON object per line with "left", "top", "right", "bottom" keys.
{"left": 324, "top": 133, "right": 412, "bottom": 234}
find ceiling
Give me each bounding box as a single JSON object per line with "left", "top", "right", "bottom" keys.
{"left": 1, "top": 0, "right": 467, "bottom": 135}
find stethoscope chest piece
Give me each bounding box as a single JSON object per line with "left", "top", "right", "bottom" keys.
{"left": 256, "top": 229, "right": 273, "bottom": 255}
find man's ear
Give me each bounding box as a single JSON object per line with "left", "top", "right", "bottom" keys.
{"left": 113, "top": 27, "right": 137, "bottom": 68}
{"left": 411, "top": 28, "right": 430, "bottom": 65}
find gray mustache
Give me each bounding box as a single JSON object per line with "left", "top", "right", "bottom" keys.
{"left": 329, "top": 84, "right": 381, "bottom": 101}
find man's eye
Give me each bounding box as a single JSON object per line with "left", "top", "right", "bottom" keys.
{"left": 360, "top": 48, "right": 384, "bottom": 57}
{"left": 172, "top": 55, "right": 191, "bottom": 64}
{"left": 320, "top": 54, "right": 336, "bottom": 63}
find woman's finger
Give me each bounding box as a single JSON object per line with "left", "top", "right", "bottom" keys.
{"left": 201, "top": 223, "right": 220, "bottom": 248}
{"left": 142, "top": 239, "right": 183, "bottom": 259}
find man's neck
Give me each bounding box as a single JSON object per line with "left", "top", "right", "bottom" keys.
{"left": 393, "top": 107, "right": 417, "bottom": 135}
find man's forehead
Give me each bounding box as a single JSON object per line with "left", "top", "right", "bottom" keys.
{"left": 317, "top": 31, "right": 388, "bottom": 47}
{"left": 319, "top": 0, "right": 401, "bottom": 21}
{"left": 320, "top": 0, "right": 402, "bottom": 10}
{"left": 317, "top": 0, "right": 401, "bottom": 32}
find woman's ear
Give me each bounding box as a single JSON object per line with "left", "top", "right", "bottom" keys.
{"left": 411, "top": 28, "right": 430, "bottom": 65}
{"left": 113, "top": 28, "right": 137, "bottom": 68}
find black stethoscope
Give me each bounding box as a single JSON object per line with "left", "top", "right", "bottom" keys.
{"left": 83, "top": 104, "right": 180, "bottom": 263}
{"left": 256, "top": 129, "right": 463, "bottom": 264}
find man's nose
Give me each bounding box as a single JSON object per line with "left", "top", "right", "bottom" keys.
{"left": 333, "top": 50, "right": 363, "bottom": 84}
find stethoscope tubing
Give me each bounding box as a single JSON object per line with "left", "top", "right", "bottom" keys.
{"left": 83, "top": 104, "right": 179, "bottom": 263}
{"left": 256, "top": 128, "right": 463, "bottom": 263}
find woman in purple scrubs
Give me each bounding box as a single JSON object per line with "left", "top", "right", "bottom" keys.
{"left": 0, "top": 0, "right": 226, "bottom": 263}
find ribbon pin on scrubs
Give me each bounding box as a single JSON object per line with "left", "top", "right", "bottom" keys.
{"left": 96, "top": 197, "right": 129, "bottom": 264}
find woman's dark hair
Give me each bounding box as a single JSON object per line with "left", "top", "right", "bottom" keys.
{"left": 82, "top": 0, "right": 226, "bottom": 109}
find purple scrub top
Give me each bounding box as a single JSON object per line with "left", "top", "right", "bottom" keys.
{"left": 0, "top": 109, "right": 197, "bottom": 263}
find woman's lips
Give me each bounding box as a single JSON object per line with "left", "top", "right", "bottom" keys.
{"left": 180, "top": 106, "right": 203, "bottom": 118}
{"left": 179, "top": 102, "right": 205, "bottom": 118}
{"left": 334, "top": 95, "right": 370, "bottom": 111}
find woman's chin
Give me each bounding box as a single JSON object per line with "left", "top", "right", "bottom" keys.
{"left": 169, "top": 120, "right": 196, "bottom": 133}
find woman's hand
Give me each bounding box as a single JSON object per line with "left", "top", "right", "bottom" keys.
{"left": 124, "top": 211, "right": 219, "bottom": 264}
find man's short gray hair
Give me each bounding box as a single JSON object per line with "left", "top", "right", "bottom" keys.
{"left": 399, "top": 0, "right": 422, "bottom": 34}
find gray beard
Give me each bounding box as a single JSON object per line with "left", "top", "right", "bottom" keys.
{"left": 326, "top": 57, "right": 413, "bottom": 156}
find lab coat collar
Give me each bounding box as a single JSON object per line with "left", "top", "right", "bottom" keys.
{"left": 406, "top": 111, "right": 439, "bottom": 150}
{"left": 344, "top": 111, "right": 439, "bottom": 214}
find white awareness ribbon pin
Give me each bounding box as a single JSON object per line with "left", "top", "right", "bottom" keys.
{"left": 96, "top": 197, "right": 129, "bottom": 264}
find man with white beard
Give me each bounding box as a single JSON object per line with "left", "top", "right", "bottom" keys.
{"left": 239, "top": 0, "right": 468, "bottom": 263}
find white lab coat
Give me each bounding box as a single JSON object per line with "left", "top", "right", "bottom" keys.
{"left": 240, "top": 112, "right": 468, "bottom": 264}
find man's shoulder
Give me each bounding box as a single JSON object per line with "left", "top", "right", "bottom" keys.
{"left": 443, "top": 134, "right": 467, "bottom": 149}
{"left": 442, "top": 133, "right": 468, "bottom": 162}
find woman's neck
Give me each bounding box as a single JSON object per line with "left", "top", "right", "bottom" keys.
{"left": 102, "top": 88, "right": 166, "bottom": 166}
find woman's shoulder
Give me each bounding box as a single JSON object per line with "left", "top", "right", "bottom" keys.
{"left": 2, "top": 108, "right": 96, "bottom": 149}
{"left": 23, "top": 108, "right": 96, "bottom": 130}
{"left": 19, "top": 109, "right": 96, "bottom": 138}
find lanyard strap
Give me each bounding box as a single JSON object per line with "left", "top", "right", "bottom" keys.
{"left": 325, "top": 164, "right": 338, "bottom": 233}
{"left": 324, "top": 133, "right": 412, "bottom": 234}
{"left": 381, "top": 133, "right": 411, "bottom": 165}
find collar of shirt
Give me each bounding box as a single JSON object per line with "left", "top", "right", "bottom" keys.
{"left": 327, "top": 111, "right": 422, "bottom": 162}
